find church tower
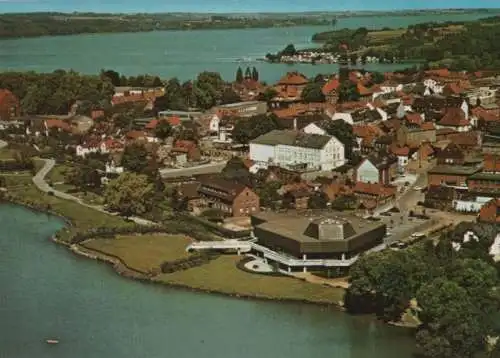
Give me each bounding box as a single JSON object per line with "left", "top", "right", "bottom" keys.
{"left": 338, "top": 43, "right": 350, "bottom": 83}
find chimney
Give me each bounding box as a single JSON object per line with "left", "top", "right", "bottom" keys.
{"left": 293, "top": 117, "right": 297, "bottom": 131}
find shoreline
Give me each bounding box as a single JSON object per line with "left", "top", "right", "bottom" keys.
{"left": 54, "top": 235, "right": 343, "bottom": 308}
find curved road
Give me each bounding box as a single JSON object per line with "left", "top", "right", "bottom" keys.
{"left": 32, "top": 158, "right": 155, "bottom": 226}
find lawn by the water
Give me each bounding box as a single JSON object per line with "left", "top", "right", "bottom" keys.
{"left": 83, "top": 234, "right": 193, "bottom": 273}
{"left": 157, "top": 255, "right": 345, "bottom": 304}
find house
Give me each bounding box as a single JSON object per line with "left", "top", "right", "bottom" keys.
{"left": 478, "top": 199, "right": 500, "bottom": 223}
{"left": 357, "top": 83, "right": 373, "bottom": 102}
{"left": 390, "top": 145, "right": 410, "bottom": 172}
{"left": 232, "top": 79, "right": 265, "bottom": 101}
{"left": 322, "top": 78, "right": 340, "bottom": 106}
{"left": 283, "top": 188, "right": 313, "bottom": 210}
{"left": 436, "top": 107, "right": 472, "bottom": 132}
{"left": 44, "top": 119, "right": 72, "bottom": 134}
{"left": 76, "top": 138, "right": 123, "bottom": 157}
{"left": 396, "top": 122, "right": 436, "bottom": 147}
{"left": 424, "top": 185, "right": 458, "bottom": 210}
{"left": 436, "top": 143, "right": 465, "bottom": 165}
{"left": 69, "top": 115, "right": 93, "bottom": 134}
{"left": 250, "top": 130, "right": 346, "bottom": 171}
{"left": 197, "top": 178, "right": 260, "bottom": 217}
{"left": 467, "top": 154, "right": 500, "bottom": 195}
{"left": 272, "top": 72, "right": 309, "bottom": 105}
{"left": 176, "top": 182, "right": 202, "bottom": 212}
{"left": 427, "top": 164, "right": 481, "bottom": 188}
{"left": 353, "top": 182, "right": 397, "bottom": 210}
{"left": 0, "top": 89, "right": 20, "bottom": 121}
{"left": 170, "top": 140, "right": 201, "bottom": 163}
{"left": 250, "top": 211, "right": 386, "bottom": 270}
{"left": 125, "top": 130, "right": 148, "bottom": 142}
{"left": 354, "top": 156, "right": 397, "bottom": 185}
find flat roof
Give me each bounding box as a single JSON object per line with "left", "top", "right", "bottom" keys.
{"left": 252, "top": 211, "right": 383, "bottom": 243}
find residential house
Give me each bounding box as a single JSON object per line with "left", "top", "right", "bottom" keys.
{"left": 436, "top": 107, "right": 472, "bottom": 132}
{"left": 465, "top": 87, "right": 497, "bottom": 106}
{"left": 322, "top": 78, "right": 340, "bottom": 106}
{"left": 125, "top": 130, "right": 148, "bottom": 142}
{"left": 424, "top": 185, "right": 458, "bottom": 210}
{"left": 478, "top": 198, "right": 500, "bottom": 223}
{"left": 396, "top": 122, "right": 436, "bottom": 147}
{"left": 170, "top": 140, "right": 201, "bottom": 164}
{"left": 0, "top": 89, "right": 20, "bottom": 121}
{"left": 427, "top": 164, "right": 481, "bottom": 188}
{"left": 176, "top": 182, "right": 203, "bottom": 212}
{"left": 357, "top": 83, "right": 373, "bottom": 102}
{"left": 390, "top": 145, "right": 411, "bottom": 173}
{"left": 353, "top": 182, "right": 397, "bottom": 210}
{"left": 76, "top": 138, "right": 123, "bottom": 157}
{"left": 467, "top": 154, "right": 500, "bottom": 195}
{"left": 283, "top": 188, "right": 312, "bottom": 210}
{"left": 250, "top": 130, "right": 346, "bottom": 171}
{"left": 232, "top": 79, "right": 265, "bottom": 101}
{"left": 197, "top": 178, "right": 260, "bottom": 217}
{"left": 354, "top": 156, "right": 397, "bottom": 185}
{"left": 436, "top": 143, "right": 465, "bottom": 165}
{"left": 69, "top": 115, "right": 93, "bottom": 134}
{"left": 272, "top": 72, "right": 309, "bottom": 106}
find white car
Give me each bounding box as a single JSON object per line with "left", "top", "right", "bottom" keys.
{"left": 413, "top": 186, "right": 423, "bottom": 191}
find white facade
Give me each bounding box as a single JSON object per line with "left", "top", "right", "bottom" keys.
{"left": 303, "top": 123, "right": 326, "bottom": 135}
{"left": 249, "top": 136, "right": 345, "bottom": 171}
{"left": 356, "top": 159, "right": 379, "bottom": 184}
{"left": 466, "top": 87, "right": 497, "bottom": 106}
{"left": 423, "top": 79, "right": 444, "bottom": 94}
{"left": 76, "top": 142, "right": 111, "bottom": 157}
{"left": 331, "top": 112, "right": 353, "bottom": 125}
{"left": 209, "top": 115, "right": 220, "bottom": 133}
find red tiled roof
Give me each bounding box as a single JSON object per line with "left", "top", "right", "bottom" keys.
{"left": 126, "top": 130, "right": 146, "bottom": 139}
{"left": 391, "top": 145, "right": 410, "bottom": 156}
{"left": 405, "top": 112, "right": 422, "bottom": 125}
{"left": 438, "top": 108, "right": 469, "bottom": 127}
{"left": 354, "top": 182, "right": 397, "bottom": 198}
{"left": 479, "top": 199, "right": 500, "bottom": 223}
{"left": 322, "top": 78, "right": 340, "bottom": 95}
{"left": 357, "top": 83, "right": 372, "bottom": 96}
{"left": 445, "top": 82, "right": 463, "bottom": 95}
{"left": 167, "top": 116, "right": 181, "bottom": 126}
{"left": 277, "top": 72, "right": 309, "bottom": 86}
{"left": 45, "top": 119, "right": 71, "bottom": 131}
{"left": 484, "top": 153, "right": 500, "bottom": 172}
{"left": 353, "top": 124, "right": 384, "bottom": 139}
{"left": 425, "top": 68, "right": 450, "bottom": 78}
{"left": 0, "top": 89, "right": 18, "bottom": 104}
{"left": 420, "top": 122, "right": 435, "bottom": 131}
{"left": 145, "top": 119, "right": 159, "bottom": 130}
{"left": 472, "top": 107, "right": 498, "bottom": 122}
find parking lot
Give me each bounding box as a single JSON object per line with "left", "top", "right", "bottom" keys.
{"left": 376, "top": 209, "right": 435, "bottom": 245}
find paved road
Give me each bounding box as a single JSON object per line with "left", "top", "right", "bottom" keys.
{"left": 160, "top": 161, "right": 226, "bottom": 178}
{"left": 32, "top": 158, "right": 156, "bottom": 226}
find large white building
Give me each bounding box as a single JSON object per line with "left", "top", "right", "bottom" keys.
{"left": 250, "top": 130, "right": 345, "bottom": 171}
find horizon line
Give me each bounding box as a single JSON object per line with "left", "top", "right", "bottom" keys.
{"left": 1, "top": 7, "right": 500, "bottom": 16}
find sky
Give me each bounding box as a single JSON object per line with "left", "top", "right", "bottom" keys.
{"left": 1, "top": 0, "right": 500, "bottom": 13}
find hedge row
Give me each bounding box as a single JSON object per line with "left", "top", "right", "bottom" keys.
{"left": 160, "top": 252, "right": 219, "bottom": 274}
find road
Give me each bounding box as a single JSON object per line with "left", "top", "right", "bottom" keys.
{"left": 32, "top": 158, "right": 156, "bottom": 226}
{"left": 160, "top": 161, "right": 226, "bottom": 178}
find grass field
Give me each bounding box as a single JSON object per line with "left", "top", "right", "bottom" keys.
{"left": 47, "top": 164, "right": 70, "bottom": 184}
{"left": 157, "top": 255, "right": 345, "bottom": 304}
{"left": 83, "top": 234, "right": 193, "bottom": 272}
{"left": 0, "top": 172, "right": 33, "bottom": 187}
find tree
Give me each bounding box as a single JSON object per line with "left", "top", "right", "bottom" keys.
{"left": 256, "top": 181, "right": 282, "bottom": 208}
{"left": 232, "top": 113, "right": 282, "bottom": 145}
{"left": 104, "top": 172, "right": 155, "bottom": 216}
{"left": 101, "top": 69, "right": 121, "bottom": 86}
{"left": 280, "top": 44, "right": 297, "bottom": 57}
{"left": 244, "top": 67, "right": 252, "bottom": 79}
{"left": 301, "top": 82, "right": 325, "bottom": 103}
{"left": 338, "top": 81, "right": 360, "bottom": 103}
{"left": 257, "top": 88, "right": 278, "bottom": 102}
{"left": 154, "top": 120, "right": 173, "bottom": 141}
{"left": 251, "top": 67, "right": 259, "bottom": 81}
{"left": 220, "top": 88, "right": 242, "bottom": 105}
{"left": 370, "top": 71, "right": 385, "bottom": 84}
{"left": 221, "top": 157, "right": 254, "bottom": 187}
{"left": 65, "top": 165, "right": 101, "bottom": 190}
{"left": 236, "top": 67, "right": 243, "bottom": 83}
{"left": 121, "top": 143, "right": 149, "bottom": 174}
{"left": 307, "top": 192, "right": 329, "bottom": 209}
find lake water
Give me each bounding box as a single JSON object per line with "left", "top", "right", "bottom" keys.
{"left": 0, "top": 204, "right": 415, "bottom": 358}
{"left": 0, "top": 12, "right": 492, "bottom": 83}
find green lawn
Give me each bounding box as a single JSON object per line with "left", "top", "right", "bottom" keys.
{"left": 6, "top": 182, "right": 132, "bottom": 242}
{"left": 0, "top": 148, "right": 15, "bottom": 160}
{"left": 157, "top": 255, "right": 345, "bottom": 304}
{"left": 0, "top": 172, "right": 33, "bottom": 187}
{"left": 82, "top": 234, "right": 193, "bottom": 273}
{"left": 47, "top": 164, "right": 71, "bottom": 184}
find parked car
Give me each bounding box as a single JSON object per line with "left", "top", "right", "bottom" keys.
{"left": 413, "top": 186, "right": 423, "bottom": 191}
{"left": 389, "top": 241, "right": 408, "bottom": 250}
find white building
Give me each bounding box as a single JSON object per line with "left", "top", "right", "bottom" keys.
{"left": 250, "top": 130, "right": 345, "bottom": 171}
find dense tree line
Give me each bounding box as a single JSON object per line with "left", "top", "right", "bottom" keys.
{"left": 346, "top": 222, "right": 500, "bottom": 358}
{"left": 0, "top": 13, "right": 330, "bottom": 40}
{"left": 0, "top": 70, "right": 114, "bottom": 115}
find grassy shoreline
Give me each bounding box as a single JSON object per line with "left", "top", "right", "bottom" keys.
{"left": 1, "top": 176, "right": 345, "bottom": 307}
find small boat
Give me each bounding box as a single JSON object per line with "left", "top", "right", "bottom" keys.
{"left": 46, "top": 339, "right": 59, "bottom": 345}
